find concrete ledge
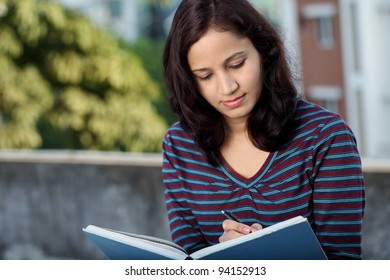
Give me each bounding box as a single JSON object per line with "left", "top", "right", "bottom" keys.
{"left": 361, "top": 158, "right": 390, "bottom": 173}
{"left": 0, "top": 150, "right": 163, "bottom": 167}
{"left": 0, "top": 153, "right": 170, "bottom": 260}
{"left": 1, "top": 150, "right": 390, "bottom": 173}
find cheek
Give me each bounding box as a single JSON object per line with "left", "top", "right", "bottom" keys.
{"left": 197, "top": 84, "right": 217, "bottom": 103}
{"left": 199, "top": 91, "right": 216, "bottom": 106}
{"left": 246, "top": 67, "right": 263, "bottom": 92}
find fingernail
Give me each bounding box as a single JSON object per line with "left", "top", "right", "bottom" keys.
{"left": 243, "top": 226, "right": 251, "bottom": 234}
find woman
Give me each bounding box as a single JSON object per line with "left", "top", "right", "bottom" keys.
{"left": 162, "top": 0, "right": 365, "bottom": 259}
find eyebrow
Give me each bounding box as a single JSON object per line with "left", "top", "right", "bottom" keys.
{"left": 191, "top": 51, "right": 246, "bottom": 73}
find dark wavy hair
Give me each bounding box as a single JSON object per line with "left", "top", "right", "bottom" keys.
{"left": 163, "top": 0, "right": 298, "bottom": 165}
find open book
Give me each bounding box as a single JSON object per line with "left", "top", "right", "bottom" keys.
{"left": 83, "top": 216, "right": 327, "bottom": 260}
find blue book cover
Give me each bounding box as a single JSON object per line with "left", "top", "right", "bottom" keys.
{"left": 83, "top": 216, "right": 327, "bottom": 260}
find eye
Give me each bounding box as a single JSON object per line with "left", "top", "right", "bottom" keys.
{"left": 230, "top": 59, "right": 246, "bottom": 69}
{"left": 198, "top": 74, "right": 212, "bottom": 81}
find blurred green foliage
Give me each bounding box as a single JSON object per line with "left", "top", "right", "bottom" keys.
{"left": 0, "top": 0, "right": 168, "bottom": 152}
{"left": 123, "top": 38, "right": 177, "bottom": 126}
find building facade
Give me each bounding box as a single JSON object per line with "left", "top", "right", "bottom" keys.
{"left": 60, "top": 0, "right": 142, "bottom": 42}
{"left": 297, "top": 0, "right": 346, "bottom": 118}
{"left": 338, "top": 0, "right": 390, "bottom": 157}
{"left": 256, "top": 0, "right": 390, "bottom": 159}
{"left": 60, "top": 0, "right": 179, "bottom": 41}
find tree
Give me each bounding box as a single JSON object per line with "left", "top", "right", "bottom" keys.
{"left": 0, "top": 0, "right": 167, "bottom": 152}
{"left": 123, "top": 37, "right": 177, "bottom": 126}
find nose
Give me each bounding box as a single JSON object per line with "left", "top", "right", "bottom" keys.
{"left": 217, "top": 73, "right": 238, "bottom": 95}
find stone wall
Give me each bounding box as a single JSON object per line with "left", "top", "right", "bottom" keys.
{"left": 0, "top": 151, "right": 170, "bottom": 260}
{"left": 0, "top": 151, "right": 388, "bottom": 259}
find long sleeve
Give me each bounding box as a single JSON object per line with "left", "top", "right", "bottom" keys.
{"left": 310, "top": 116, "right": 365, "bottom": 259}
{"left": 162, "top": 129, "right": 210, "bottom": 254}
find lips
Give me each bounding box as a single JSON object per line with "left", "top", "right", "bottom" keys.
{"left": 222, "top": 94, "right": 245, "bottom": 109}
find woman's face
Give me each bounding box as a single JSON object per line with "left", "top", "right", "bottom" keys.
{"left": 187, "top": 28, "right": 263, "bottom": 124}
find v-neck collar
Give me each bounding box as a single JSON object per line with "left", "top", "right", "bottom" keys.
{"left": 216, "top": 151, "right": 278, "bottom": 188}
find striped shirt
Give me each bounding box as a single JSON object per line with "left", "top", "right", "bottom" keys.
{"left": 162, "top": 98, "right": 365, "bottom": 259}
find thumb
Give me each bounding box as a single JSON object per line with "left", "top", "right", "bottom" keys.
{"left": 250, "top": 223, "right": 263, "bottom": 232}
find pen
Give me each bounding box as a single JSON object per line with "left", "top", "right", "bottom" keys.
{"left": 221, "top": 210, "right": 241, "bottom": 223}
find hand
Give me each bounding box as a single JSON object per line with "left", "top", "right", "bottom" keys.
{"left": 219, "top": 219, "right": 263, "bottom": 243}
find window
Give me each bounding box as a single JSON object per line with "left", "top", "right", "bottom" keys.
{"left": 302, "top": 3, "right": 337, "bottom": 49}
{"left": 349, "top": 2, "right": 361, "bottom": 71}
{"left": 316, "top": 17, "right": 334, "bottom": 48}
{"left": 308, "top": 85, "right": 341, "bottom": 114}
{"left": 109, "top": 0, "right": 122, "bottom": 18}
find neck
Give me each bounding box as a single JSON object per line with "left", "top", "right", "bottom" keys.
{"left": 224, "top": 117, "right": 248, "bottom": 139}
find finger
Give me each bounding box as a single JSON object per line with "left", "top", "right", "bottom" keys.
{"left": 219, "top": 230, "right": 244, "bottom": 243}
{"left": 222, "top": 219, "right": 251, "bottom": 234}
{"left": 250, "top": 223, "right": 263, "bottom": 232}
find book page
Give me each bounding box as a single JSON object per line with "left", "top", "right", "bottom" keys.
{"left": 84, "top": 226, "right": 188, "bottom": 260}
{"left": 190, "top": 216, "right": 306, "bottom": 259}
{"left": 110, "top": 229, "right": 186, "bottom": 252}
